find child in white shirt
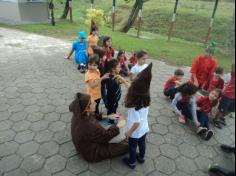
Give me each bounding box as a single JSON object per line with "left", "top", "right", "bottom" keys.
{"left": 130, "top": 50, "right": 149, "bottom": 81}
{"left": 123, "top": 63, "right": 152, "bottom": 169}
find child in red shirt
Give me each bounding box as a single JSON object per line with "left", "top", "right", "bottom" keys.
{"left": 214, "top": 62, "right": 235, "bottom": 129}
{"left": 128, "top": 51, "right": 138, "bottom": 69}
{"left": 207, "top": 67, "right": 224, "bottom": 92}
{"left": 190, "top": 41, "right": 218, "bottom": 90}
{"left": 196, "top": 89, "right": 222, "bottom": 140}
{"left": 117, "top": 50, "right": 129, "bottom": 77}
{"left": 164, "top": 69, "right": 184, "bottom": 100}
{"left": 103, "top": 36, "right": 115, "bottom": 61}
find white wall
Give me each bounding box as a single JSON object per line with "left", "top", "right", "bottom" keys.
{"left": 18, "top": 1, "right": 49, "bottom": 22}
{"left": 0, "top": 1, "right": 21, "bottom": 22}
{"left": 0, "top": 0, "right": 49, "bottom": 24}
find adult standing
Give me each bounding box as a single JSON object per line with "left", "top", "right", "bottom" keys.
{"left": 70, "top": 93, "right": 128, "bottom": 162}
{"left": 190, "top": 41, "right": 218, "bottom": 90}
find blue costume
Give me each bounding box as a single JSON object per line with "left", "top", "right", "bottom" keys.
{"left": 72, "top": 39, "right": 88, "bottom": 65}
{"left": 72, "top": 31, "right": 88, "bottom": 66}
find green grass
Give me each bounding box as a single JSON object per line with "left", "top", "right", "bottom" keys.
{"left": 0, "top": 20, "right": 232, "bottom": 71}
{"left": 51, "top": 0, "right": 234, "bottom": 47}
{"left": 0, "top": 0, "right": 233, "bottom": 71}
{"left": 57, "top": 0, "right": 234, "bottom": 46}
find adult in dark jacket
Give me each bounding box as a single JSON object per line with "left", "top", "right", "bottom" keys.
{"left": 69, "top": 93, "right": 128, "bottom": 162}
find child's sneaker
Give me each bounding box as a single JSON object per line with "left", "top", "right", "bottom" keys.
{"left": 205, "top": 130, "right": 214, "bottom": 141}
{"left": 209, "top": 165, "right": 231, "bottom": 175}
{"left": 178, "top": 115, "right": 186, "bottom": 124}
{"left": 219, "top": 118, "right": 227, "bottom": 126}
{"left": 79, "top": 64, "right": 86, "bottom": 74}
{"left": 122, "top": 157, "right": 136, "bottom": 169}
{"left": 213, "top": 119, "right": 222, "bottom": 129}
{"left": 197, "top": 127, "right": 208, "bottom": 135}
{"left": 136, "top": 154, "right": 145, "bottom": 164}
{"left": 220, "top": 144, "right": 235, "bottom": 154}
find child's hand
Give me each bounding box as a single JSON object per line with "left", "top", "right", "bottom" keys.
{"left": 117, "top": 119, "right": 126, "bottom": 128}
{"left": 125, "top": 131, "right": 132, "bottom": 138}
{"left": 64, "top": 56, "right": 71, "bottom": 60}
{"left": 115, "top": 75, "right": 127, "bottom": 84}
{"left": 201, "top": 82, "right": 207, "bottom": 90}
{"left": 178, "top": 115, "right": 186, "bottom": 124}
{"left": 175, "top": 80, "right": 181, "bottom": 86}
{"left": 194, "top": 80, "right": 199, "bottom": 88}
{"left": 196, "top": 107, "right": 201, "bottom": 111}
{"left": 108, "top": 114, "right": 124, "bottom": 120}
{"left": 101, "top": 73, "right": 110, "bottom": 81}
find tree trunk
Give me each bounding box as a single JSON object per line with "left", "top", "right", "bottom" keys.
{"left": 61, "top": 0, "right": 71, "bottom": 19}
{"left": 120, "top": 0, "right": 143, "bottom": 33}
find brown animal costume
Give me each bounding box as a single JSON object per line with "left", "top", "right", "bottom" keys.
{"left": 70, "top": 93, "right": 128, "bottom": 162}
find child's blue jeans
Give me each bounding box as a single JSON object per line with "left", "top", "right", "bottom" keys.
{"left": 164, "top": 87, "right": 178, "bottom": 100}
{"left": 128, "top": 134, "right": 147, "bottom": 164}
{"left": 177, "top": 102, "right": 193, "bottom": 120}
{"left": 197, "top": 110, "right": 209, "bottom": 129}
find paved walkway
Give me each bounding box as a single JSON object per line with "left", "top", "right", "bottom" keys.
{"left": 0, "top": 28, "right": 235, "bottom": 176}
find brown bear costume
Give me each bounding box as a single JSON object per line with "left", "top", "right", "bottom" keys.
{"left": 70, "top": 93, "right": 128, "bottom": 162}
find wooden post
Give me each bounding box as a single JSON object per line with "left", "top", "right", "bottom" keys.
{"left": 168, "top": 0, "right": 179, "bottom": 41}
{"left": 91, "top": 0, "right": 94, "bottom": 9}
{"left": 90, "top": 0, "right": 95, "bottom": 33}
{"left": 112, "top": 0, "right": 116, "bottom": 32}
{"left": 137, "top": 0, "right": 143, "bottom": 38}
{"left": 49, "top": 0, "right": 55, "bottom": 26}
{"left": 69, "top": 0, "right": 73, "bottom": 23}
{"left": 205, "top": 0, "right": 219, "bottom": 44}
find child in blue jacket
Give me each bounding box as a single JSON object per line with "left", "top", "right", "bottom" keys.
{"left": 66, "top": 31, "right": 88, "bottom": 73}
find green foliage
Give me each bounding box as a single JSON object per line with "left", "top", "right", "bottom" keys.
{"left": 69, "top": 0, "right": 234, "bottom": 49}
{"left": 85, "top": 8, "right": 105, "bottom": 28}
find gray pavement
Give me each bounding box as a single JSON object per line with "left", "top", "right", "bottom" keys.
{"left": 0, "top": 27, "right": 235, "bottom": 176}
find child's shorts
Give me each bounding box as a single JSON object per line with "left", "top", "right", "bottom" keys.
{"left": 218, "top": 96, "right": 235, "bottom": 113}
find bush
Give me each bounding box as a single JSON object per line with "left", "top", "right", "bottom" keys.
{"left": 85, "top": 8, "right": 105, "bottom": 28}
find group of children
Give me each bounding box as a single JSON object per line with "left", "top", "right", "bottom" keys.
{"left": 83, "top": 43, "right": 150, "bottom": 169}
{"left": 164, "top": 62, "right": 235, "bottom": 141}
{"left": 66, "top": 28, "right": 138, "bottom": 76}
{"left": 85, "top": 48, "right": 148, "bottom": 118}
{"left": 66, "top": 29, "right": 235, "bottom": 169}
